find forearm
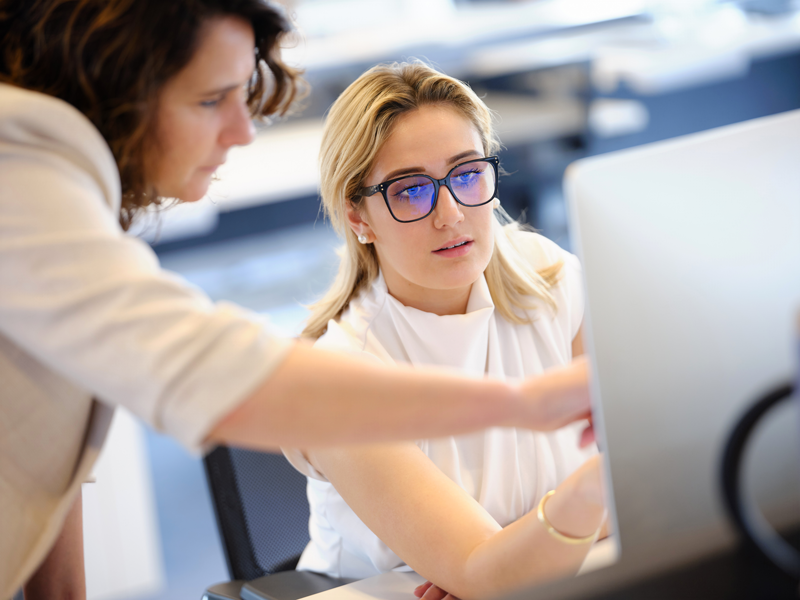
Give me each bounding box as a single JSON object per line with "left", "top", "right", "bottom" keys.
{"left": 208, "top": 343, "right": 590, "bottom": 450}
{"left": 309, "top": 444, "right": 604, "bottom": 600}
{"left": 24, "top": 490, "right": 86, "bottom": 600}
{"left": 461, "top": 500, "right": 604, "bottom": 598}
{"left": 208, "top": 341, "right": 517, "bottom": 449}
{"left": 392, "top": 464, "right": 606, "bottom": 600}
{"left": 455, "top": 456, "right": 606, "bottom": 600}
{"left": 458, "top": 525, "right": 589, "bottom": 599}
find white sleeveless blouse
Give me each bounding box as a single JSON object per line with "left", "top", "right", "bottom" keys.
{"left": 284, "top": 230, "right": 596, "bottom": 579}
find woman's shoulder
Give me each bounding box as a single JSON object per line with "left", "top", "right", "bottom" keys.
{"left": 504, "top": 227, "right": 585, "bottom": 338}
{"left": 314, "top": 318, "right": 364, "bottom": 354}
{"left": 504, "top": 227, "right": 580, "bottom": 273}
{"left": 0, "top": 83, "right": 120, "bottom": 211}
{"left": 313, "top": 282, "right": 389, "bottom": 359}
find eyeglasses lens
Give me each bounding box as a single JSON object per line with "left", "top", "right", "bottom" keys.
{"left": 450, "top": 161, "right": 495, "bottom": 206}
{"left": 385, "top": 160, "right": 496, "bottom": 222}
{"left": 386, "top": 176, "right": 436, "bottom": 221}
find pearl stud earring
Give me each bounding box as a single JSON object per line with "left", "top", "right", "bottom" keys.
{"left": 357, "top": 234, "right": 368, "bottom": 244}
{"left": 492, "top": 198, "right": 501, "bottom": 209}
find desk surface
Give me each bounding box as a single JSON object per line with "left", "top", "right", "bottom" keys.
{"left": 296, "top": 533, "right": 800, "bottom": 600}
{"left": 303, "top": 572, "right": 426, "bottom": 600}
{"left": 302, "top": 539, "right": 619, "bottom": 600}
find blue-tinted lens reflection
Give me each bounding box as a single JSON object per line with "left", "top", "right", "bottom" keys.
{"left": 383, "top": 161, "right": 495, "bottom": 221}
{"left": 450, "top": 161, "right": 494, "bottom": 205}
{"left": 387, "top": 176, "right": 434, "bottom": 220}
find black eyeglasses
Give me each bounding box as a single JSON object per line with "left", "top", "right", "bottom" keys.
{"left": 355, "top": 156, "right": 500, "bottom": 223}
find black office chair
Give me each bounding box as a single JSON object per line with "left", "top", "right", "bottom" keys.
{"left": 201, "top": 446, "right": 354, "bottom": 600}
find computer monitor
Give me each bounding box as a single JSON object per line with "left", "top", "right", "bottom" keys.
{"left": 513, "top": 108, "right": 800, "bottom": 599}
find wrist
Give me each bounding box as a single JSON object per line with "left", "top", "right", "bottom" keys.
{"left": 545, "top": 456, "right": 606, "bottom": 538}
{"left": 538, "top": 490, "right": 598, "bottom": 544}
{"left": 486, "top": 377, "right": 526, "bottom": 428}
{"left": 543, "top": 487, "right": 605, "bottom": 540}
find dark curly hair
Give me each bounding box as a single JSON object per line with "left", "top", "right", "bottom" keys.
{"left": 0, "top": 0, "right": 305, "bottom": 229}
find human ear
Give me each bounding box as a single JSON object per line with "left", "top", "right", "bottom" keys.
{"left": 345, "top": 201, "right": 375, "bottom": 244}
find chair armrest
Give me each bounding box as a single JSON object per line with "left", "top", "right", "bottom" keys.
{"left": 203, "top": 580, "right": 245, "bottom": 600}
{"left": 241, "top": 571, "right": 356, "bottom": 600}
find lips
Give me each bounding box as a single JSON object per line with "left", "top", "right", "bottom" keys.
{"left": 434, "top": 236, "right": 473, "bottom": 252}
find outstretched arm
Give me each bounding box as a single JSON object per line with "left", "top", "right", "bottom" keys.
{"left": 306, "top": 443, "right": 605, "bottom": 600}
{"left": 208, "top": 343, "right": 591, "bottom": 450}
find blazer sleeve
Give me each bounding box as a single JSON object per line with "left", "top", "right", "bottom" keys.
{"left": 0, "top": 86, "right": 294, "bottom": 454}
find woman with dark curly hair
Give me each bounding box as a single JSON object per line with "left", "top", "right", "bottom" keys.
{"left": 0, "top": 1, "right": 593, "bottom": 598}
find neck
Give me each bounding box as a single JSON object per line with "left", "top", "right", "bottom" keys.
{"left": 383, "top": 279, "right": 472, "bottom": 316}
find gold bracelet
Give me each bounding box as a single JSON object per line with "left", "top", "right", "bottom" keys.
{"left": 537, "top": 490, "right": 597, "bottom": 545}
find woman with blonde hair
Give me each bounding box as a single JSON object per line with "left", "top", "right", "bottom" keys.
{"left": 284, "top": 61, "right": 607, "bottom": 600}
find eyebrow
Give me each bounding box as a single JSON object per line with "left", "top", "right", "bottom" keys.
{"left": 199, "top": 82, "right": 246, "bottom": 97}
{"left": 384, "top": 150, "right": 483, "bottom": 180}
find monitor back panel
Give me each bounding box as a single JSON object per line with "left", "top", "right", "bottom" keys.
{"left": 514, "top": 109, "right": 800, "bottom": 600}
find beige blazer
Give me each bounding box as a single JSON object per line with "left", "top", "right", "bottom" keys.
{"left": 0, "top": 83, "right": 293, "bottom": 598}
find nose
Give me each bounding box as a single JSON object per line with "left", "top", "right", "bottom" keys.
{"left": 220, "top": 95, "right": 256, "bottom": 149}
{"left": 432, "top": 185, "right": 464, "bottom": 229}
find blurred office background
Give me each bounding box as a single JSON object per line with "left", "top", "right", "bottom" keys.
{"left": 78, "top": 0, "right": 800, "bottom": 598}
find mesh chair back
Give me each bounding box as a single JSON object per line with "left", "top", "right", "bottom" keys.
{"left": 204, "top": 446, "right": 311, "bottom": 581}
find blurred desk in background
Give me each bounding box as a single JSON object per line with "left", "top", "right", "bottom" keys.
{"left": 140, "top": 2, "right": 800, "bottom": 251}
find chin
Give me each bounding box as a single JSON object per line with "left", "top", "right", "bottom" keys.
{"left": 177, "top": 180, "right": 212, "bottom": 203}
{"left": 167, "top": 167, "right": 216, "bottom": 202}
{"left": 429, "top": 268, "right": 483, "bottom": 291}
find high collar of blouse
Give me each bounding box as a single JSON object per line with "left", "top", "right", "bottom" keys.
{"left": 369, "top": 270, "right": 496, "bottom": 373}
